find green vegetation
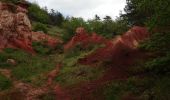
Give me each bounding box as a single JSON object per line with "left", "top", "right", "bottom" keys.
{"left": 62, "top": 16, "right": 129, "bottom": 41}
{"left": 0, "top": 0, "right": 20, "bottom": 4}
{"left": 28, "top": 3, "right": 50, "bottom": 24}
{"left": 0, "top": 48, "right": 56, "bottom": 85}
{"left": 0, "top": 0, "right": 170, "bottom": 99}
{"left": 32, "top": 41, "right": 52, "bottom": 55}
{"left": 55, "top": 64, "right": 104, "bottom": 86}
{"left": 32, "top": 22, "right": 48, "bottom": 33}
{"left": 122, "top": 0, "right": 170, "bottom": 28}
{"left": 0, "top": 74, "right": 12, "bottom": 91}
{"left": 55, "top": 44, "right": 105, "bottom": 86}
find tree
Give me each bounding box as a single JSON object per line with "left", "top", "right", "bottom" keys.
{"left": 49, "top": 9, "right": 64, "bottom": 26}
{"left": 62, "top": 17, "right": 88, "bottom": 41}
{"left": 94, "top": 14, "right": 100, "bottom": 21}
{"left": 122, "top": 0, "right": 170, "bottom": 29}
{"left": 28, "top": 3, "right": 49, "bottom": 24}
{"left": 0, "top": 0, "right": 20, "bottom": 4}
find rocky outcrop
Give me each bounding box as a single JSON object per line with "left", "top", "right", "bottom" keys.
{"left": 79, "top": 26, "right": 149, "bottom": 65}
{"left": 32, "top": 32, "right": 62, "bottom": 48}
{"left": 0, "top": 2, "right": 34, "bottom": 53}
{"left": 64, "top": 27, "right": 106, "bottom": 51}
{"left": 0, "top": 2, "right": 62, "bottom": 53}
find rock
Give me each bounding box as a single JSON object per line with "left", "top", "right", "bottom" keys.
{"left": 7, "top": 59, "right": 17, "bottom": 66}
{"left": 32, "top": 32, "right": 63, "bottom": 48}
{"left": 78, "top": 26, "right": 149, "bottom": 65}
{"left": 0, "top": 69, "right": 11, "bottom": 78}
{"left": 0, "top": 2, "right": 34, "bottom": 53}
{"left": 64, "top": 27, "right": 106, "bottom": 52}
{"left": 0, "top": 2, "right": 62, "bottom": 53}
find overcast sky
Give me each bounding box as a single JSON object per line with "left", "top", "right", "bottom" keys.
{"left": 27, "top": 0, "right": 126, "bottom": 20}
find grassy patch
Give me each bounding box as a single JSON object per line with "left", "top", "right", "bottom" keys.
{"left": 55, "top": 64, "right": 104, "bottom": 86}
{"left": 0, "top": 48, "right": 57, "bottom": 86}
{"left": 54, "top": 44, "right": 105, "bottom": 86}
{"left": 0, "top": 74, "right": 12, "bottom": 91}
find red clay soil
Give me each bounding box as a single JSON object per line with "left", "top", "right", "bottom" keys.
{"left": 0, "top": 2, "right": 62, "bottom": 54}
{"left": 54, "top": 27, "right": 150, "bottom": 100}
{"left": 78, "top": 26, "right": 149, "bottom": 65}
{"left": 62, "top": 51, "right": 147, "bottom": 100}
{"left": 64, "top": 27, "right": 106, "bottom": 52}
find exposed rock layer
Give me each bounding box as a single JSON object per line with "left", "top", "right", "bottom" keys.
{"left": 64, "top": 27, "right": 106, "bottom": 51}
{"left": 79, "top": 26, "right": 149, "bottom": 65}
{"left": 0, "top": 2, "right": 62, "bottom": 53}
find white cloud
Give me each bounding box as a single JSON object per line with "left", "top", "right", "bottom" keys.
{"left": 27, "top": 0, "right": 126, "bottom": 20}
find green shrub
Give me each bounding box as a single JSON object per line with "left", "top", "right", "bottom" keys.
{"left": 140, "top": 32, "right": 170, "bottom": 52}
{"left": 144, "top": 55, "right": 170, "bottom": 74}
{"left": 32, "top": 42, "right": 52, "bottom": 55}
{"left": 28, "top": 3, "right": 49, "bottom": 24}
{"left": 0, "top": 74, "right": 12, "bottom": 91}
{"left": 62, "top": 17, "right": 89, "bottom": 42}
{"left": 0, "top": 0, "right": 19, "bottom": 4}
{"left": 33, "top": 22, "right": 48, "bottom": 33}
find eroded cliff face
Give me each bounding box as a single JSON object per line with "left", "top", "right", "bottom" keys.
{"left": 0, "top": 2, "right": 33, "bottom": 52}
{"left": 64, "top": 27, "right": 106, "bottom": 52}
{"left": 0, "top": 2, "right": 62, "bottom": 53}
{"left": 79, "top": 26, "right": 149, "bottom": 65}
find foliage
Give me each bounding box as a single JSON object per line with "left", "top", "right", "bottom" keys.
{"left": 0, "top": 49, "right": 56, "bottom": 84}
{"left": 62, "top": 15, "right": 129, "bottom": 41}
{"left": 123, "top": 0, "right": 170, "bottom": 28}
{"left": 47, "top": 25, "right": 67, "bottom": 37}
{"left": 137, "top": 0, "right": 170, "bottom": 28}
{"left": 49, "top": 9, "right": 64, "bottom": 26}
{"left": 140, "top": 32, "right": 170, "bottom": 52}
{"left": 144, "top": 56, "right": 170, "bottom": 75}
{"left": 0, "top": 0, "right": 20, "bottom": 4}
{"left": 28, "top": 3, "right": 50, "bottom": 24}
{"left": 0, "top": 74, "right": 12, "bottom": 91}
{"left": 32, "top": 41, "right": 52, "bottom": 55}
{"left": 55, "top": 64, "right": 104, "bottom": 86}
{"left": 32, "top": 22, "right": 48, "bottom": 33}
{"left": 62, "top": 17, "right": 88, "bottom": 42}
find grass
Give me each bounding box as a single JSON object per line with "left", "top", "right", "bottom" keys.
{"left": 0, "top": 46, "right": 104, "bottom": 88}
{"left": 55, "top": 64, "right": 104, "bottom": 86}
{"left": 0, "top": 74, "right": 12, "bottom": 91}
{"left": 0, "top": 48, "right": 57, "bottom": 86}
{"left": 97, "top": 74, "right": 170, "bottom": 100}
{"left": 54, "top": 44, "right": 105, "bottom": 86}
{"left": 47, "top": 25, "right": 67, "bottom": 37}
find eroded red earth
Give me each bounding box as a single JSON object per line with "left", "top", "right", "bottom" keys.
{"left": 0, "top": 2, "right": 62, "bottom": 54}
{"left": 0, "top": 2, "right": 150, "bottom": 100}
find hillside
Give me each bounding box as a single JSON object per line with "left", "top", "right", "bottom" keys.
{"left": 0, "top": 0, "right": 170, "bottom": 100}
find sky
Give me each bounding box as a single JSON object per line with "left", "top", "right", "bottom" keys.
{"left": 27, "top": 0, "right": 126, "bottom": 20}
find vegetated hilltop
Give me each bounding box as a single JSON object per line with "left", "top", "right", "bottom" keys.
{"left": 0, "top": 0, "right": 170, "bottom": 100}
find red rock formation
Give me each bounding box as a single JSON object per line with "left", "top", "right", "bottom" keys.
{"left": 0, "top": 2, "right": 62, "bottom": 53}
{"left": 0, "top": 2, "right": 34, "bottom": 53}
{"left": 32, "top": 32, "right": 62, "bottom": 48}
{"left": 79, "top": 26, "right": 149, "bottom": 65}
{"left": 64, "top": 27, "right": 106, "bottom": 51}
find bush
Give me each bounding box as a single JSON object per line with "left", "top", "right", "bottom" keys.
{"left": 144, "top": 55, "right": 170, "bottom": 74}
{"left": 32, "top": 42, "right": 52, "bottom": 55}
{"left": 0, "top": 74, "right": 12, "bottom": 91}
{"left": 28, "top": 3, "right": 49, "bottom": 24}
{"left": 140, "top": 32, "right": 170, "bottom": 52}
{"left": 33, "top": 22, "right": 48, "bottom": 33}
{"left": 62, "top": 17, "right": 89, "bottom": 42}
{"left": 0, "top": 0, "right": 19, "bottom": 4}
